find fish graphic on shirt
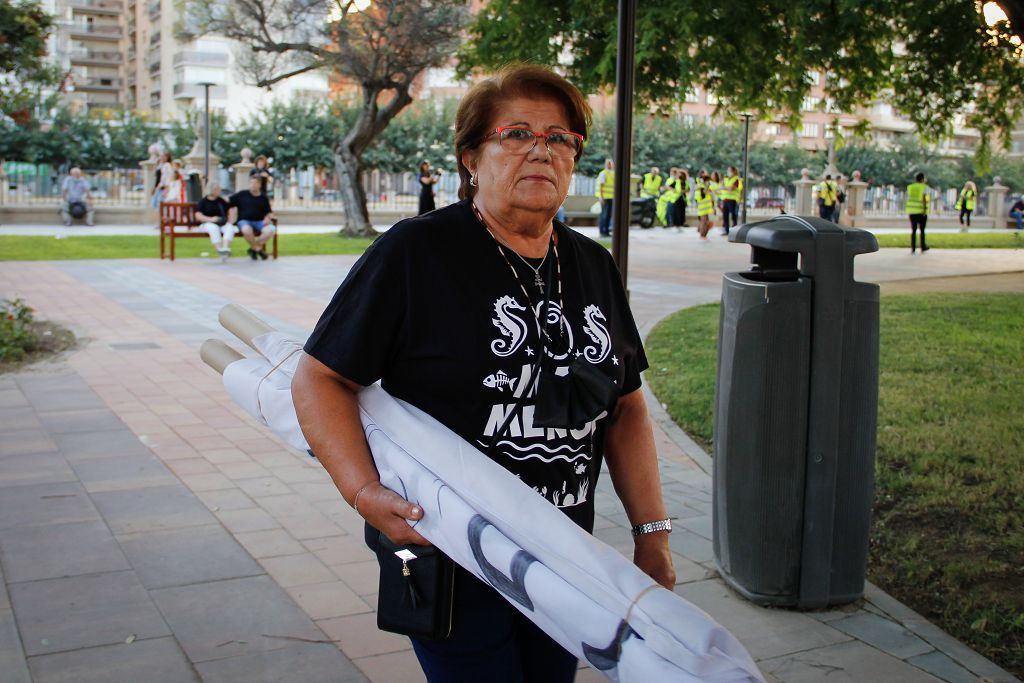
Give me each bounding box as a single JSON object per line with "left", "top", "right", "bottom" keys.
{"left": 483, "top": 370, "right": 517, "bottom": 393}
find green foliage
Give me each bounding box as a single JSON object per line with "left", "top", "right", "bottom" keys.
{"left": 459, "top": 0, "right": 1024, "bottom": 158}
{"left": 0, "top": 0, "right": 58, "bottom": 120}
{"left": 646, "top": 292, "right": 1024, "bottom": 676}
{"left": 0, "top": 298, "right": 37, "bottom": 362}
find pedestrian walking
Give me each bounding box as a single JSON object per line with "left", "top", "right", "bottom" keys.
{"left": 817, "top": 174, "right": 838, "bottom": 222}
{"left": 957, "top": 181, "right": 977, "bottom": 230}
{"left": 907, "top": 172, "right": 931, "bottom": 253}
{"left": 674, "top": 169, "right": 691, "bottom": 228}
{"left": 696, "top": 172, "right": 715, "bottom": 239}
{"left": 720, "top": 166, "right": 741, "bottom": 235}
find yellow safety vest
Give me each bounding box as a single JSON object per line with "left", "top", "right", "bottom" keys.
{"left": 907, "top": 182, "right": 930, "bottom": 215}
{"left": 818, "top": 180, "right": 837, "bottom": 206}
{"left": 641, "top": 173, "right": 662, "bottom": 197}
{"left": 709, "top": 181, "right": 721, "bottom": 200}
{"left": 597, "top": 169, "right": 615, "bottom": 199}
{"left": 664, "top": 177, "right": 682, "bottom": 202}
{"left": 721, "top": 175, "right": 742, "bottom": 201}
{"left": 957, "top": 189, "right": 976, "bottom": 211}
{"left": 696, "top": 183, "right": 715, "bottom": 216}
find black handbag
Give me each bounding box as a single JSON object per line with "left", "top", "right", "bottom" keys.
{"left": 533, "top": 357, "right": 619, "bottom": 429}
{"left": 375, "top": 531, "right": 455, "bottom": 641}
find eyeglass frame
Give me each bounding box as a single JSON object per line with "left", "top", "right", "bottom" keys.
{"left": 484, "top": 126, "right": 586, "bottom": 158}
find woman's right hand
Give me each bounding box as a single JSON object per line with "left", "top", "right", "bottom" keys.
{"left": 355, "top": 481, "right": 430, "bottom": 546}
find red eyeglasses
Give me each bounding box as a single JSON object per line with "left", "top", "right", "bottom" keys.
{"left": 485, "top": 126, "right": 585, "bottom": 158}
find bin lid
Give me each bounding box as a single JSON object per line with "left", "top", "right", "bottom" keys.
{"left": 730, "top": 215, "right": 878, "bottom": 259}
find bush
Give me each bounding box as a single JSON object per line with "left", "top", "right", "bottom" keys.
{"left": 0, "top": 298, "right": 39, "bottom": 362}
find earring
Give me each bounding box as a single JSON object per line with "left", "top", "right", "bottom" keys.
{"left": 469, "top": 174, "right": 478, "bottom": 187}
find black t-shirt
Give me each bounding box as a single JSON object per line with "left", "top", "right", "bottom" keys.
{"left": 197, "top": 196, "right": 229, "bottom": 225}
{"left": 304, "top": 200, "right": 648, "bottom": 532}
{"left": 229, "top": 190, "right": 272, "bottom": 221}
{"left": 1012, "top": 200, "right": 1024, "bottom": 212}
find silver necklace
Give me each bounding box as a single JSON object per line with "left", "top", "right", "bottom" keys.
{"left": 472, "top": 203, "right": 549, "bottom": 290}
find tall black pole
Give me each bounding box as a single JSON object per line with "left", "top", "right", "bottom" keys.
{"left": 740, "top": 113, "right": 751, "bottom": 225}
{"left": 611, "top": 0, "right": 636, "bottom": 290}
{"left": 203, "top": 83, "right": 212, "bottom": 182}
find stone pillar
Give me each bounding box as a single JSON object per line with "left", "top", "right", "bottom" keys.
{"left": 844, "top": 170, "right": 868, "bottom": 227}
{"left": 794, "top": 168, "right": 816, "bottom": 216}
{"left": 140, "top": 157, "right": 157, "bottom": 217}
{"left": 985, "top": 176, "right": 1008, "bottom": 227}
{"left": 287, "top": 168, "right": 299, "bottom": 203}
{"left": 231, "top": 147, "right": 254, "bottom": 194}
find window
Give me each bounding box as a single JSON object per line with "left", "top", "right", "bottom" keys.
{"left": 706, "top": 91, "right": 719, "bottom": 105}
{"left": 801, "top": 96, "right": 820, "bottom": 112}
{"left": 764, "top": 123, "right": 781, "bottom": 136}
{"left": 800, "top": 123, "right": 820, "bottom": 138}
{"left": 807, "top": 70, "right": 821, "bottom": 85}
{"left": 684, "top": 88, "right": 699, "bottom": 104}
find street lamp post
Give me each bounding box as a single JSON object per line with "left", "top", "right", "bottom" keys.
{"left": 198, "top": 82, "right": 215, "bottom": 182}
{"left": 740, "top": 112, "right": 752, "bottom": 225}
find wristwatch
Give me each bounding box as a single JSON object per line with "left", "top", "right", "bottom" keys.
{"left": 630, "top": 518, "right": 673, "bottom": 537}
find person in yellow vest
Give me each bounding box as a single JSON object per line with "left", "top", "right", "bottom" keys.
{"left": 673, "top": 169, "right": 692, "bottom": 228}
{"left": 641, "top": 166, "right": 662, "bottom": 198}
{"left": 720, "top": 166, "right": 742, "bottom": 235}
{"left": 957, "top": 180, "right": 977, "bottom": 230}
{"left": 696, "top": 172, "right": 716, "bottom": 239}
{"left": 595, "top": 158, "right": 615, "bottom": 236}
{"left": 663, "top": 167, "right": 684, "bottom": 228}
{"left": 817, "top": 174, "right": 838, "bottom": 222}
{"left": 907, "top": 172, "right": 931, "bottom": 253}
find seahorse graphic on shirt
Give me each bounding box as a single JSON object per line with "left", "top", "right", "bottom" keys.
{"left": 490, "top": 295, "right": 529, "bottom": 357}
{"left": 581, "top": 304, "right": 611, "bottom": 363}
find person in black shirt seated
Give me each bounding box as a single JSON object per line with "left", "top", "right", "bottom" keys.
{"left": 196, "top": 181, "right": 233, "bottom": 262}
{"left": 229, "top": 175, "right": 276, "bottom": 261}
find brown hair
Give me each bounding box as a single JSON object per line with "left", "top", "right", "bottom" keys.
{"left": 454, "top": 64, "right": 591, "bottom": 200}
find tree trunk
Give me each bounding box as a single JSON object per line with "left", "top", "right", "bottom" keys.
{"left": 335, "top": 146, "right": 372, "bottom": 237}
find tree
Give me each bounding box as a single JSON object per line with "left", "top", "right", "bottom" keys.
{"left": 185, "top": 0, "right": 469, "bottom": 236}
{"left": 458, "top": 1, "right": 1024, "bottom": 167}
{"left": 0, "top": 0, "right": 57, "bottom": 122}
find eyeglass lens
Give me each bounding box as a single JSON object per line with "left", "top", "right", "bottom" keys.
{"left": 498, "top": 128, "right": 580, "bottom": 157}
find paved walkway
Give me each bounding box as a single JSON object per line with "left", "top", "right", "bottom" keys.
{"left": 0, "top": 228, "right": 1021, "bottom": 683}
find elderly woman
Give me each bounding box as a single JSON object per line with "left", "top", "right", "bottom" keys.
{"left": 292, "top": 64, "right": 674, "bottom": 682}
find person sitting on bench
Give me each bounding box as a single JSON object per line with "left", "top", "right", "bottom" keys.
{"left": 229, "top": 174, "right": 277, "bottom": 261}
{"left": 196, "top": 180, "right": 233, "bottom": 262}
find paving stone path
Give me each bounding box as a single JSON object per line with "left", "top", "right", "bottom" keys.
{"left": 1, "top": 229, "right": 1021, "bottom": 682}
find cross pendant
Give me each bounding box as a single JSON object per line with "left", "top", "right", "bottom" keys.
{"left": 534, "top": 272, "right": 545, "bottom": 289}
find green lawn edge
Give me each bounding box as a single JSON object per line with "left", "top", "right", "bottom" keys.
{"left": 645, "top": 292, "right": 1024, "bottom": 677}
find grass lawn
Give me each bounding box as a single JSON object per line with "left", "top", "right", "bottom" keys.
{"left": 646, "top": 293, "right": 1024, "bottom": 677}
{"left": 0, "top": 233, "right": 376, "bottom": 261}
{"left": 873, "top": 231, "right": 1024, "bottom": 249}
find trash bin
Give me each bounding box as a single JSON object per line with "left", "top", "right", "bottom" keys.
{"left": 712, "top": 215, "right": 880, "bottom": 609}
{"left": 186, "top": 171, "right": 203, "bottom": 203}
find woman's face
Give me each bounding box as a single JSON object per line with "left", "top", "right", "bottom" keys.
{"left": 463, "top": 96, "right": 576, "bottom": 218}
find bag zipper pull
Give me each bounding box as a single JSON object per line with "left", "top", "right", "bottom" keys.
{"left": 395, "top": 549, "right": 421, "bottom": 609}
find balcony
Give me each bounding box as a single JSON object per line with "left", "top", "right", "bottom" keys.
{"left": 150, "top": 31, "right": 161, "bottom": 47}
{"left": 148, "top": 56, "right": 161, "bottom": 74}
{"left": 67, "top": 22, "right": 121, "bottom": 41}
{"left": 148, "top": 0, "right": 160, "bottom": 18}
{"left": 68, "top": 48, "right": 121, "bottom": 66}
{"left": 173, "top": 82, "right": 226, "bottom": 100}
{"left": 172, "top": 50, "right": 229, "bottom": 68}
{"left": 127, "top": 49, "right": 136, "bottom": 61}
{"left": 70, "top": 0, "right": 122, "bottom": 15}
{"left": 77, "top": 76, "right": 122, "bottom": 92}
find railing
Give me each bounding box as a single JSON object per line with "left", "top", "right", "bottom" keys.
{"left": 77, "top": 77, "right": 122, "bottom": 89}
{"left": 173, "top": 50, "right": 229, "bottom": 67}
{"left": 172, "top": 83, "right": 227, "bottom": 99}
{"left": 861, "top": 186, "right": 989, "bottom": 217}
{"left": 70, "top": 0, "right": 123, "bottom": 11}
{"left": 68, "top": 48, "right": 121, "bottom": 63}
{"left": 67, "top": 22, "right": 122, "bottom": 36}
{"left": 2, "top": 167, "right": 147, "bottom": 207}
{"left": 148, "top": 0, "right": 161, "bottom": 18}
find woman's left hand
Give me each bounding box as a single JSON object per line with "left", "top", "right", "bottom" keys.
{"left": 634, "top": 533, "right": 676, "bottom": 590}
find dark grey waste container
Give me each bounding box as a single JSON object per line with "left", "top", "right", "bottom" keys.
{"left": 712, "top": 215, "right": 879, "bottom": 609}
{"left": 186, "top": 172, "right": 203, "bottom": 203}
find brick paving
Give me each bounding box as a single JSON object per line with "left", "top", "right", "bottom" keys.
{"left": 0, "top": 229, "right": 1021, "bottom": 682}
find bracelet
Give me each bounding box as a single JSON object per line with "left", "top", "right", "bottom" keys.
{"left": 630, "top": 518, "right": 673, "bottom": 537}
{"left": 352, "top": 481, "right": 378, "bottom": 515}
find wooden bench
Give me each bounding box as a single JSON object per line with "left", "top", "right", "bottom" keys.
{"left": 159, "top": 201, "right": 279, "bottom": 261}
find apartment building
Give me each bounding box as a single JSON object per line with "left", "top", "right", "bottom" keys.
{"left": 47, "top": 0, "right": 328, "bottom": 124}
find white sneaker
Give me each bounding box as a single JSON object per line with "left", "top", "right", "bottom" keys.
{"left": 217, "top": 247, "right": 231, "bottom": 263}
